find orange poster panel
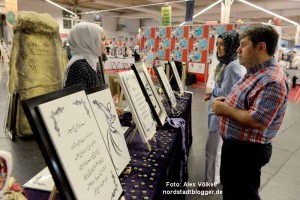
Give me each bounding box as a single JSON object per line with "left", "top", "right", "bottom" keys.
{"left": 226, "top": 24, "right": 234, "bottom": 31}
{"left": 5, "top": 0, "right": 18, "bottom": 30}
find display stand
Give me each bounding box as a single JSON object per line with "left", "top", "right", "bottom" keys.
{"left": 48, "top": 186, "right": 57, "bottom": 200}
{"left": 118, "top": 89, "right": 124, "bottom": 108}
{"left": 181, "top": 63, "right": 187, "bottom": 90}
{"left": 0, "top": 60, "right": 4, "bottom": 82}
{"left": 169, "top": 61, "right": 184, "bottom": 95}
{"left": 154, "top": 65, "right": 182, "bottom": 117}
{"left": 128, "top": 125, "right": 153, "bottom": 152}
{"left": 2, "top": 95, "right": 10, "bottom": 135}
{"left": 111, "top": 78, "right": 153, "bottom": 152}
{"left": 174, "top": 91, "right": 184, "bottom": 98}
{"left": 128, "top": 127, "right": 138, "bottom": 145}
{"left": 159, "top": 89, "right": 182, "bottom": 116}
{"left": 165, "top": 62, "right": 170, "bottom": 80}
{"left": 170, "top": 105, "right": 182, "bottom": 117}
{"left": 4, "top": 92, "right": 18, "bottom": 140}
{"left": 104, "top": 57, "right": 135, "bottom": 71}
{"left": 131, "top": 63, "right": 167, "bottom": 127}
{"left": 118, "top": 71, "right": 157, "bottom": 144}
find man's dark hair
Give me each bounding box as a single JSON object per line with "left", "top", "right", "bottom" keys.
{"left": 240, "top": 24, "right": 279, "bottom": 56}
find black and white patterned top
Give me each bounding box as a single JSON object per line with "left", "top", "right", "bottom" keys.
{"left": 64, "top": 59, "right": 103, "bottom": 89}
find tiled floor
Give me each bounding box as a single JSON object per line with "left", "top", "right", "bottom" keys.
{"left": 1, "top": 68, "right": 300, "bottom": 200}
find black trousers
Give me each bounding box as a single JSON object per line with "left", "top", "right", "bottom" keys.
{"left": 220, "top": 139, "right": 272, "bottom": 200}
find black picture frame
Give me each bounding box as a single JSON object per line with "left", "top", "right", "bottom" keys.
{"left": 118, "top": 71, "right": 156, "bottom": 143}
{"left": 4, "top": 91, "right": 18, "bottom": 140}
{"left": 21, "top": 84, "right": 124, "bottom": 199}
{"left": 98, "top": 56, "right": 106, "bottom": 84}
{"left": 21, "top": 85, "right": 84, "bottom": 200}
{"left": 131, "top": 64, "right": 167, "bottom": 126}
{"left": 85, "top": 83, "right": 109, "bottom": 95}
{"left": 154, "top": 65, "right": 177, "bottom": 109}
{"left": 169, "top": 61, "right": 184, "bottom": 94}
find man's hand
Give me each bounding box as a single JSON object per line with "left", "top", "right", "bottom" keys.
{"left": 212, "top": 96, "right": 266, "bottom": 131}
{"left": 212, "top": 97, "right": 228, "bottom": 116}
{"left": 214, "top": 96, "right": 226, "bottom": 102}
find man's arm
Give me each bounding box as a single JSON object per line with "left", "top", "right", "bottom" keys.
{"left": 212, "top": 98, "right": 266, "bottom": 131}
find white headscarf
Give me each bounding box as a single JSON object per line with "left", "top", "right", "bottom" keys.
{"left": 63, "top": 22, "right": 103, "bottom": 86}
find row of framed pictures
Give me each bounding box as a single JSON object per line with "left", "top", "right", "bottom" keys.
{"left": 118, "top": 60, "right": 184, "bottom": 127}
{"left": 21, "top": 60, "right": 184, "bottom": 199}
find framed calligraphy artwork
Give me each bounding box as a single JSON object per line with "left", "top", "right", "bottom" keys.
{"left": 23, "top": 167, "right": 54, "bottom": 192}
{"left": 169, "top": 61, "right": 184, "bottom": 94}
{"left": 21, "top": 85, "right": 123, "bottom": 200}
{"left": 131, "top": 63, "right": 167, "bottom": 127}
{"left": 118, "top": 71, "right": 156, "bottom": 143}
{"left": 154, "top": 65, "right": 177, "bottom": 109}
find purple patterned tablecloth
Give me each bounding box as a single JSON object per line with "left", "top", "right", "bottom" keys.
{"left": 25, "top": 93, "right": 192, "bottom": 200}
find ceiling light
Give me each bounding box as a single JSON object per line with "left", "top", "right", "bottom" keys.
{"left": 81, "top": 0, "right": 192, "bottom": 15}
{"left": 180, "top": 0, "right": 223, "bottom": 26}
{"left": 45, "top": 0, "right": 76, "bottom": 16}
{"left": 238, "top": 0, "right": 299, "bottom": 26}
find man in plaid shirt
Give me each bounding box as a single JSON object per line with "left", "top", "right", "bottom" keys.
{"left": 212, "top": 24, "right": 290, "bottom": 200}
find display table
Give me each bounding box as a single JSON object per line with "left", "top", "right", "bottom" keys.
{"left": 104, "top": 57, "right": 135, "bottom": 70}
{"left": 25, "top": 93, "right": 192, "bottom": 200}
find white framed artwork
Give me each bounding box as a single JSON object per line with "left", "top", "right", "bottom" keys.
{"left": 86, "top": 85, "right": 130, "bottom": 175}
{"left": 117, "top": 71, "right": 156, "bottom": 143}
{"left": 23, "top": 167, "right": 54, "bottom": 192}
{"left": 154, "top": 65, "right": 177, "bottom": 109}
{"left": 169, "top": 61, "right": 184, "bottom": 94}
{"left": 131, "top": 63, "right": 167, "bottom": 126}
{"left": 21, "top": 85, "right": 123, "bottom": 200}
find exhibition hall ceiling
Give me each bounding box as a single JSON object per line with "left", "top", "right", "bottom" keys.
{"left": 51, "top": 0, "right": 300, "bottom": 39}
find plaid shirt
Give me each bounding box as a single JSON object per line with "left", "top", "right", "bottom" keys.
{"left": 219, "top": 58, "right": 290, "bottom": 144}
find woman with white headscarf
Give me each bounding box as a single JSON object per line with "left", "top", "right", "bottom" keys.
{"left": 63, "top": 22, "right": 106, "bottom": 88}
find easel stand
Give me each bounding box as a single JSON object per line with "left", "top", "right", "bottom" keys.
{"left": 128, "top": 117, "right": 157, "bottom": 152}
{"left": 3, "top": 91, "right": 18, "bottom": 141}
{"left": 170, "top": 106, "right": 182, "bottom": 117}
{"left": 117, "top": 80, "right": 155, "bottom": 152}
{"left": 128, "top": 125, "right": 153, "bottom": 152}
{"left": 48, "top": 185, "right": 57, "bottom": 200}
{"left": 174, "top": 91, "right": 184, "bottom": 98}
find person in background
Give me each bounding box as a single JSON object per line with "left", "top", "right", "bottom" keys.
{"left": 291, "top": 52, "right": 300, "bottom": 70}
{"left": 289, "top": 50, "right": 296, "bottom": 67}
{"left": 63, "top": 41, "right": 72, "bottom": 60}
{"left": 212, "top": 24, "right": 289, "bottom": 200}
{"left": 279, "top": 53, "right": 290, "bottom": 69}
{"left": 105, "top": 41, "right": 110, "bottom": 55}
{"left": 133, "top": 43, "right": 140, "bottom": 62}
{"left": 202, "top": 30, "right": 242, "bottom": 189}
{"left": 290, "top": 52, "right": 300, "bottom": 88}
{"left": 63, "top": 22, "right": 106, "bottom": 89}
{"left": 279, "top": 53, "right": 290, "bottom": 77}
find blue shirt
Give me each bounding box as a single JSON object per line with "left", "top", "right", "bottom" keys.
{"left": 208, "top": 60, "right": 242, "bottom": 132}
